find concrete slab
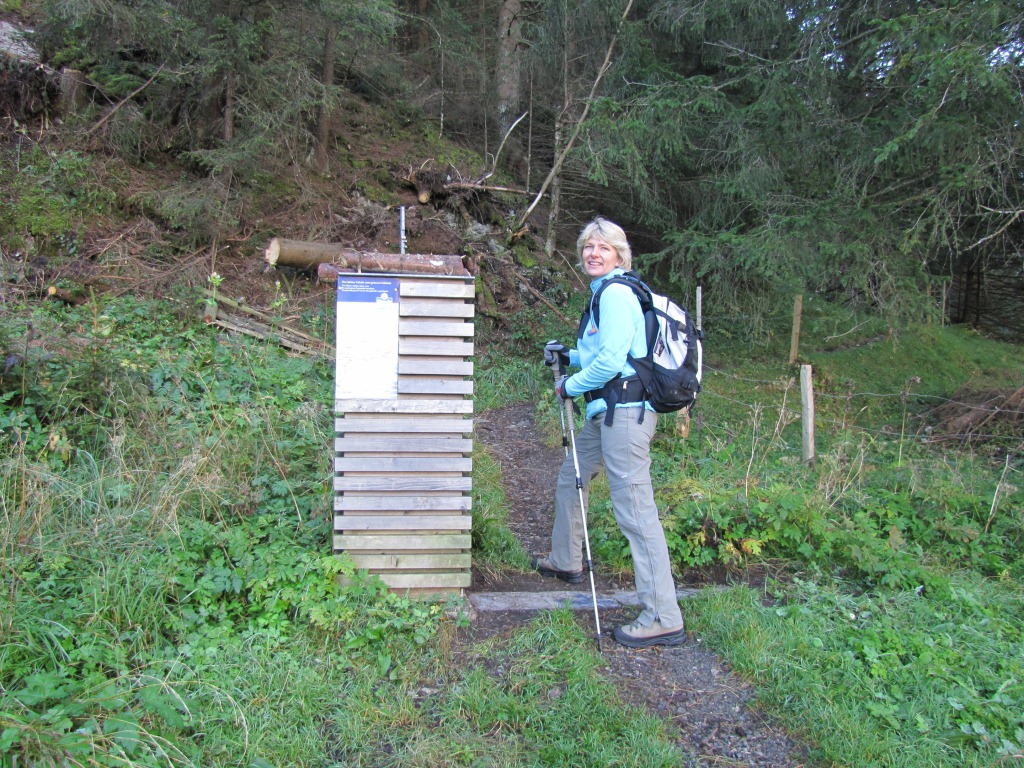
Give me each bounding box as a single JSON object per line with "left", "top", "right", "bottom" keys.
{"left": 468, "top": 587, "right": 706, "bottom": 613}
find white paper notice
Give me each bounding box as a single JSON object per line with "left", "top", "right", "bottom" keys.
{"left": 335, "top": 275, "right": 400, "bottom": 399}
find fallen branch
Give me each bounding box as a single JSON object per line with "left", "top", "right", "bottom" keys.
{"left": 973, "top": 385, "right": 1024, "bottom": 433}
{"left": 447, "top": 182, "right": 533, "bottom": 196}
{"left": 209, "top": 314, "right": 324, "bottom": 356}
{"left": 201, "top": 290, "right": 324, "bottom": 347}
{"left": 202, "top": 298, "right": 333, "bottom": 358}
{"left": 481, "top": 111, "right": 528, "bottom": 181}
{"left": 316, "top": 258, "right": 474, "bottom": 282}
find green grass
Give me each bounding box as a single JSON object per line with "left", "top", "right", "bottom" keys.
{"left": 2, "top": 293, "right": 1023, "bottom": 767}
{"left": 687, "top": 575, "right": 1024, "bottom": 767}
{"left": 327, "top": 609, "right": 687, "bottom": 767}
{"left": 809, "top": 322, "right": 1023, "bottom": 397}
{"left": 474, "top": 349, "right": 546, "bottom": 412}
{"left": 531, "top": 318, "right": 1024, "bottom": 765}
{"left": 472, "top": 443, "right": 531, "bottom": 570}
{"left": 0, "top": 298, "right": 442, "bottom": 766}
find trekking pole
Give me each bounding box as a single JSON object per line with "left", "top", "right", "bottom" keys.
{"left": 553, "top": 359, "right": 604, "bottom": 652}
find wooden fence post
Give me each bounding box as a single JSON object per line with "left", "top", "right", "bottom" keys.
{"left": 800, "top": 364, "right": 815, "bottom": 465}
{"left": 677, "top": 285, "right": 702, "bottom": 441}
{"left": 789, "top": 294, "right": 803, "bottom": 365}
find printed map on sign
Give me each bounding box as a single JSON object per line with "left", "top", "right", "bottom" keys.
{"left": 335, "top": 275, "right": 400, "bottom": 399}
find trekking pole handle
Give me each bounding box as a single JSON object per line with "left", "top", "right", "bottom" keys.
{"left": 552, "top": 356, "right": 563, "bottom": 380}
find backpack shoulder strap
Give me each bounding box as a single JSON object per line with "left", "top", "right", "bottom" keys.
{"left": 588, "top": 271, "right": 652, "bottom": 329}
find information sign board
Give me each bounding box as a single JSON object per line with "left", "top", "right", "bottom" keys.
{"left": 335, "top": 275, "right": 400, "bottom": 399}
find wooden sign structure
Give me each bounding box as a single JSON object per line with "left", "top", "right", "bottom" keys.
{"left": 333, "top": 260, "right": 474, "bottom": 597}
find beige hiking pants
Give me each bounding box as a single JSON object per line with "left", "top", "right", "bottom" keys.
{"left": 549, "top": 408, "right": 683, "bottom": 629}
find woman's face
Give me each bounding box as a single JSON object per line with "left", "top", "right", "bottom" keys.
{"left": 581, "top": 235, "right": 621, "bottom": 278}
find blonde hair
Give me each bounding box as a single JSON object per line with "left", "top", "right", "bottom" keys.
{"left": 576, "top": 217, "right": 632, "bottom": 271}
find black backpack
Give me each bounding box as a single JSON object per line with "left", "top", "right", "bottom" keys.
{"left": 579, "top": 271, "right": 703, "bottom": 419}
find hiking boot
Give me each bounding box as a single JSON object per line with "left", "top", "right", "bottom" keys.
{"left": 532, "top": 556, "right": 584, "bottom": 584}
{"left": 612, "top": 619, "right": 687, "bottom": 648}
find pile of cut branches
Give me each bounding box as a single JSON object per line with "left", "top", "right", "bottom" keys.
{"left": 927, "top": 386, "right": 1024, "bottom": 445}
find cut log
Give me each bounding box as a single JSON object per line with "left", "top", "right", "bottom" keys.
{"left": 266, "top": 238, "right": 470, "bottom": 276}
{"left": 46, "top": 286, "right": 87, "bottom": 305}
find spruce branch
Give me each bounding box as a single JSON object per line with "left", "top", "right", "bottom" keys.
{"left": 86, "top": 64, "right": 165, "bottom": 137}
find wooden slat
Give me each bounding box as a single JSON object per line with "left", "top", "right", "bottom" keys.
{"left": 373, "top": 572, "right": 472, "bottom": 589}
{"left": 399, "top": 320, "right": 474, "bottom": 337}
{"left": 345, "top": 553, "right": 472, "bottom": 570}
{"left": 336, "top": 437, "right": 472, "bottom": 453}
{"left": 398, "top": 339, "right": 474, "bottom": 356}
{"left": 335, "top": 514, "right": 471, "bottom": 531}
{"left": 400, "top": 282, "right": 475, "bottom": 299}
{"left": 398, "top": 359, "right": 473, "bottom": 376}
{"left": 336, "top": 417, "right": 472, "bottom": 433}
{"left": 400, "top": 301, "right": 475, "bottom": 318}
{"left": 398, "top": 380, "right": 474, "bottom": 396}
{"left": 334, "top": 476, "right": 472, "bottom": 492}
{"left": 335, "top": 496, "right": 472, "bottom": 511}
{"left": 335, "top": 457, "right": 472, "bottom": 472}
{"left": 335, "top": 399, "right": 473, "bottom": 414}
{"left": 334, "top": 533, "right": 471, "bottom": 550}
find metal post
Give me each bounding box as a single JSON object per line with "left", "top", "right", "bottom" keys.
{"left": 399, "top": 206, "right": 407, "bottom": 255}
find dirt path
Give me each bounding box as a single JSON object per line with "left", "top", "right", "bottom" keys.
{"left": 459, "top": 403, "right": 811, "bottom": 768}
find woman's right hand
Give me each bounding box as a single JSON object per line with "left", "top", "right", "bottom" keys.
{"left": 543, "top": 340, "right": 570, "bottom": 368}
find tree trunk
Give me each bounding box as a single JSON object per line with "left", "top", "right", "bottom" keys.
{"left": 223, "top": 71, "right": 235, "bottom": 143}
{"left": 495, "top": 0, "right": 522, "bottom": 138}
{"left": 417, "top": 0, "right": 430, "bottom": 52}
{"left": 315, "top": 21, "right": 337, "bottom": 173}
{"left": 58, "top": 68, "right": 88, "bottom": 117}
{"left": 544, "top": 113, "right": 563, "bottom": 258}
{"left": 316, "top": 258, "right": 470, "bottom": 281}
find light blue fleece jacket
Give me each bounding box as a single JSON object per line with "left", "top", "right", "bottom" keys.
{"left": 564, "top": 267, "right": 653, "bottom": 421}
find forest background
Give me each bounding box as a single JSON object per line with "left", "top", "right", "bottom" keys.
{"left": 1, "top": 0, "right": 1023, "bottom": 766}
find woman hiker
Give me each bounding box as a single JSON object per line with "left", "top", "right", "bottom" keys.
{"left": 535, "top": 217, "right": 686, "bottom": 649}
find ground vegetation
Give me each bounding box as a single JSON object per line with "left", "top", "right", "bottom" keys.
{"left": 1, "top": 1, "right": 1023, "bottom": 766}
